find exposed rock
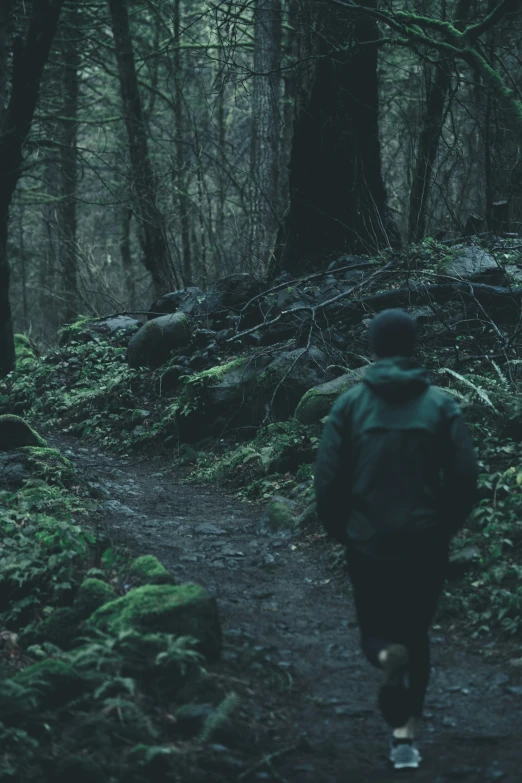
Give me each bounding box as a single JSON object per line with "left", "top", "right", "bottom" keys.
{"left": 178, "top": 355, "right": 272, "bottom": 439}
{"left": 261, "top": 347, "right": 329, "bottom": 417}
{"left": 148, "top": 287, "right": 206, "bottom": 321}
{"left": 294, "top": 366, "right": 367, "bottom": 424}
{"left": 205, "top": 274, "right": 265, "bottom": 327}
{"left": 0, "top": 451, "right": 31, "bottom": 490}
{"left": 0, "top": 414, "right": 46, "bottom": 450}
{"left": 128, "top": 555, "right": 175, "bottom": 585}
{"left": 443, "top": 245, "right": 503, "bottom": 283}
{"left": 90, "top": 316, "right": 142, "bottom": 337}
{"left": 126, "top": 313, "right": 192, "bottom": 368}
{"left": 87, "top": 583, "right": 222, "bottom": 662}
{"left": 259, "top": 496, "right": 297, "bottom": 533}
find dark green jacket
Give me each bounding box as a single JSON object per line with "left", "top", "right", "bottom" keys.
{"left": 314, "top": 357, "right": 478, "bottom": 555}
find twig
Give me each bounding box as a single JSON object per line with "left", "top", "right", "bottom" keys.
{"left": 237, "top": 262, "right": 375, "bottom": 316}
{"left": 227, "top": 263, "right": 394, "bottom": 344}
{"left": 237, "top": 738, "right": 304, "bottom": 781}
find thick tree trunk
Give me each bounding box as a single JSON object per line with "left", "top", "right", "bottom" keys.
{"left": 407, "top": 0, "right": 472, "bottom": 243}
{"left": 407, "top": 61, "right": 452, "bottom": 243}
{"left": 249, "top": 0, "right": 282, "bottom": 271}
{"left": 59, "top": 13, "right": 80, "bottom": 324}
{"left": 279, "top": 0, "right": 298, "bottom": 215}
{"left": 272, "top": 0, "right": 393, "bottom": 276}
{"left": 0, "top": 0, "right": 65, "bottom": 378}
{"left": 173, "top": 0, "right": 192, "bottom": 286}
{"left": 108, "top": 0, "right": 174, "bottom": 298}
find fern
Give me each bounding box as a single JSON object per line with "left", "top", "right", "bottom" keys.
{"left": 199, "top": 692, "right": 240, "bottom": 743}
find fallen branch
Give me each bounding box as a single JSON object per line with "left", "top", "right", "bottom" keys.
{"left": 227, "top": 262, "right": 394, "bottom": 343}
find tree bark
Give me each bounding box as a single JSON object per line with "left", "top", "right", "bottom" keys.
{"left": 407, "top": 0, "right": 473, "bottom": 243}
{"left": 108, "top": 0, "right": 175, "bottom": 298}
{"left": 120, "top": 206, "right": 135, "bottom": 306}
{"left": 173, "top": 0, "right": 192, "bottom": 286}
{"left": 407, "top": 61, "right": 452, "bottom": 243}
{"left": 272, "top": 0, "right": 393, "bottom": 276}
{"left": 59, "top": 11, "right": 80, "bottom": 324}
{"left": 0, "top": 0, "right": 65, "bottom": 378}
{"left": 249, "top": 0, "right": 282, "bottom": 271}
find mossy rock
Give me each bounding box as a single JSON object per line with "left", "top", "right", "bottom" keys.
{"left": 294, "top": 367, "right": 367, "bottom": 424}
{"left": 18, "top": 446, "right": 74, "bottom": 484}
{"left": 87, "top": 583, "right": 222, "bottom": 663}
{"left": 14, "top": 658, "right": 87, "bottom": 708}
{"left": 127, "top": 313, "right": 192, "bottom": 369}
{"left": 260, "top": 496, "right": 297, "bottom": 532}
{"left": 0, "top": 415, "right": 46, "bottom": 451}
{"left": 74, "top": 578, "right": 116, "bottom": 618}
{"left": 128, "top": 555, "right": 175, "bottom": 586}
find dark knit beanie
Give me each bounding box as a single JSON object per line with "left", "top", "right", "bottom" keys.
{"left": 368, "top": 309, "right": 417, "bottom": 358}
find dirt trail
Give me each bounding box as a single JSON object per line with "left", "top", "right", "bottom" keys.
{"left": 48, "top": 433, "right": 522, "bottom": 782}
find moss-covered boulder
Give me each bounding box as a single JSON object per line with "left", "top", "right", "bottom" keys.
{"left": 14, "top": 659, "right": 87, "bottom": 709}
{"left": 259, "top": 495, "right": 297, "bottom": 533}
{"left": 128, "top": 555, "right": 175, "bottom": 586}
{"left": 19, "top": 446, "right": 74, "bottom": 485}
{"left": 0, "top": 414, "right": 46, "bottom": 451}
{"left": 87, "top": 584, "right": 222, "bottom": 663}
{"left": 178, "top": 355, "right": 271, "bottom": 439}
{"left": 74, "top": 578, "right": 116, "bottom": 618}
{"left": 127, "top": 313, "right": 192, "bottom": 369}
{"left": 294, "top": 367, "right": 367, "bottom": 424}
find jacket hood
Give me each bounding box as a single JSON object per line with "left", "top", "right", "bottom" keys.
{"left": 363, "top": 357, "right": 430, "bottom": 401}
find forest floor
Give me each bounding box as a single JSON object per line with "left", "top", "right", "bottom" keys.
{"left": 47, "top": 432, "right": 522, "bottom": 783}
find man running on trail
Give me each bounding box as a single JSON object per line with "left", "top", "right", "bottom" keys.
{"left": 314, "top": 308, "right": 478, "bottom": 770}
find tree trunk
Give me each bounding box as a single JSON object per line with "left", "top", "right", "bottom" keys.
{"left": 279, "top": 0, "right": 298, "bottom": 215}
{"left": 173, "top": 0, "right": 192, "bottom": 286}
{"left": 272, "top": 0, "right": 393, "bottom": 276}
{"left": 120, "top": 206, "right": 135, "bottom": 306}
{"left": 0, "top": 0, "right": 65, "bottom": 378}
{"left": 407, "top": 0, "right": 472, "bottom": 243}
{"left": 249, "top": 0, "right": 282, "bottom": 272}
{"left": 59, "top": 11, "right": 80, "bottom": 324}
{"left": 407, "top": 61, "right": 452, "bottom": 243}
{"left": 108, "top": 0, "right": 175, "bottom": 298}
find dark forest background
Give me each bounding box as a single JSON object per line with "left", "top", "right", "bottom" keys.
{"left": 2, "top": 0, "right": 522, "bottom": 359}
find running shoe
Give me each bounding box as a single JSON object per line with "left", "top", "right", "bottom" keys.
{"left": 389, "top": 738, "right": 422, "bottom": 769}
{"left": 378, "top": 643, "right": 411, "bottom": 727}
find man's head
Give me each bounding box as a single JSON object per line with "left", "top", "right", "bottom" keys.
{"left": 368, "top": 309, "right": 417, "bottom": 358}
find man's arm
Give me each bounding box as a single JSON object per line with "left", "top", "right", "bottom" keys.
{"left": 441, "top": 404, "right": 479, "bottom": 536}
{"left": 314, "top": 395, "right": 351, "bottom": 544}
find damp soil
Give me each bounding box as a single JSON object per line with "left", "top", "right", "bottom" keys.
{"left": 48, "top": 433, "right": 522, "bottom": 783}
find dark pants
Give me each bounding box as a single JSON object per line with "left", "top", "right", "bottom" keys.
{"left": 345, "top": 528, "right": 450, "bottom": 719}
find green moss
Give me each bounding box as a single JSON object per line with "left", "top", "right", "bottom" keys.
{"left": 57, "top": 316, "right": 93, "bottom": 346}
{"left": 74, "top": 578, "right": 116, "bottom": 618}
{"left": 294, "top": 370, "right": 365, "bottom": 425}
{"left": 19, "top": 446, "right": 75, "bottom": 484}
{"left": 261, "top": 497, "right": 296, "bottom": 532}
{"left": 186, "top": 357, "right": 247, "bottom": 384}
{"left": 128, "top": 555, "right": 174, "bottom": 586}
{"left": 0, "top": 414, "right": 46, "bottom": 450}
{"left": 87, "top": 583, "right": 222, "bottom": 662}
{"left": 14, "top": 333, "right": 37, "bottom": 369}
